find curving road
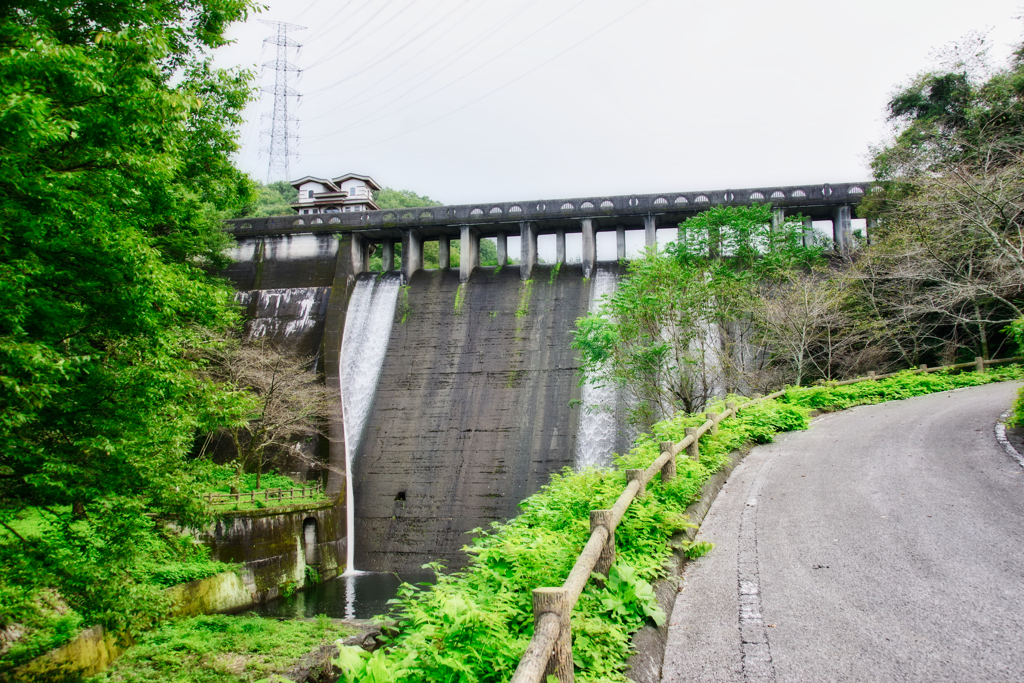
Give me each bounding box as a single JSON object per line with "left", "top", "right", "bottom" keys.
{"left": 661, "top": 381, "right": 1024, "bottom": 683}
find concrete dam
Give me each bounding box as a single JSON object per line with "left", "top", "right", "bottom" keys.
{"left": 220, "top": 182, "right": 870, "bottom": 573}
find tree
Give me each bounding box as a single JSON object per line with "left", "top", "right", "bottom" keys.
{"left": 752, "top": 271, "right": 872, "bottom": 385}
{"left": 574, "top": 205, "right": 824, "bottom": 424}
{"left": 0, "top": 0, "right": 257, "bottom": 629}
{"left": 239, "top": 180, "right": 299, "bottom": 217}
{"left": 373, "top": 187, "right": 441, "bottom": 209}
{"left": 200, "top": 339, "right": 333, "bottom": 490}
{"left": 859, "top": 28, "right": 1024, "bottom": 364}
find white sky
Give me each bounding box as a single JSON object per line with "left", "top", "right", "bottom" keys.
{"left": 214, "top": 0, "right": 1024, "bottom": 206}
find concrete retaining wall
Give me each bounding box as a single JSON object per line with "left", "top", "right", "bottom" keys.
{"left": 200, "top": 501, "right": 346, "bottom": 601}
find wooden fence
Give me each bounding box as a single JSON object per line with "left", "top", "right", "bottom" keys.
{"left": 510, "top": 356, "right": 1022, "bottom": 682}
{"left": 200, "top": 482, "right": 324, "bottom": 506}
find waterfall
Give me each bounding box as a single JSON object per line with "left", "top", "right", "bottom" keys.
{"left": 339, "top": 273, "right": 402, "bottom": 575}
{"left": 575, "top": 266, "right": 619, "bottom": 469}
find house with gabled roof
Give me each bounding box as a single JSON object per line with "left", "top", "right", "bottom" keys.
{"left": 290, "top": 173, "right": 382, "bottom": 214}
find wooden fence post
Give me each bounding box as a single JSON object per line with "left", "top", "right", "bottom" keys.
{"left": 626, "top": 469, "right": 645, "bottom": 498}
{"left": 919, "top": 364, "right": 927, "bottom": 372}
{"left": 685, "top": 427, "right": 699, "bottom": 461}
{"left": 976, "top": 356, "right": 985, "bottom": 373}
{"left": 590, "top": 510, "right": 616, "bottom": 581}
{"left": 726, "top": 401, "right": 737, "bottom": 417}
{"left": 706, "top": 412, "right": 719, "bottom": 435}
{"left": 659, "top": 442, "right": 676, "bottom": 483}
{"left": 868, "top": 371, "right": 875, "bottom": 380}
{"left": 534, "top": 588, "right": 573, "bottom": 682}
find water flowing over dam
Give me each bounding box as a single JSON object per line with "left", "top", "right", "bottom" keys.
{"left": 339, "top": 273, "right": 402, "bottom": 572}
{"left": 574, "top": 265, "right": 628, "bottom": 470}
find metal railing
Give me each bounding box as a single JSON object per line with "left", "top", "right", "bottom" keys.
{"left": 200, "top": 482, "right": 324, "bottom": 506}
{"left": 510, "top": 355, "right": 1021, "bottom": 682}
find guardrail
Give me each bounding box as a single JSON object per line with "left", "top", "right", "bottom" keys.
{"left": 200, "top": 482, "right": 324, "bottom": 506}
{"left": 510, "top": 355, "right": 1022, "bottom": 682}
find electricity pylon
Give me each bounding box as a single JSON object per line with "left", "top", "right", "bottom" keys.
{"left": 259, "top": 19, "right": 305, "bottom": 182}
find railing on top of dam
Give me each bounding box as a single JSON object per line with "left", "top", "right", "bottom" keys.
{"left": 509, "top": 354, "right": 1022, "bottom": 683}
{"left": 225, "top": 182, "right": 876, "bottom": 238}
{"left": 224, "top": 181, "right": 878, "bottom": 283}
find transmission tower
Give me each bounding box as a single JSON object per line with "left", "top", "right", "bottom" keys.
{"left": 259, "top": 20, "right": 305, "bottom": 182}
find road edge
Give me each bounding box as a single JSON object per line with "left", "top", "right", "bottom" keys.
{"left": 995, "top": 409, "right": 1024, "bottom": 470}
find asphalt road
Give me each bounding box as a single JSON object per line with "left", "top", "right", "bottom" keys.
{"left": 661, "top": 381, "right": 1024, "bottom": 683}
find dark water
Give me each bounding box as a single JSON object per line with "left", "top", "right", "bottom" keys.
{"left": 248, "top": 570, "right": 436, "bottom": 620}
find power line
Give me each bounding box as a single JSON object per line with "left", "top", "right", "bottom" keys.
{"left": 316, "top": 0, "right": 658, "bottom": 153}
{"left": 259, "top": 19, "right": 306, "bottom": 182}
{"left": 302, "top": 0, "right": 524, "bottom": 105}
{"left": 303, "top": 0, "right": 370, "bottom": 44}
{"left": 304, "top": 0, "right": 585, "bottom": 139}
{"left": 303, "top": 0, "right": 407, "bottom": 66}
{"left": 304, "top": 0, "right": 458, "bottom": 74}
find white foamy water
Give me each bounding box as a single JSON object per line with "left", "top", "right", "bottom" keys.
{"left": 339, "top": 274, "right": 402, "bottom": 574}
{"left": 235, "top": 287, "right": 328, "bottom": 339}
{"left": 575, "top": 267, "right": 619, "bottom": 469}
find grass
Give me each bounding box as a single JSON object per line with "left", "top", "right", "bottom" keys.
{"left": 89, "top": 614, "right": 355, "bottom": 683}
{"left": 206, "top": 470, "right": 320, "bottom": 495}
{"left": 779, "top": 364, "right": 1024, "bottom": 411}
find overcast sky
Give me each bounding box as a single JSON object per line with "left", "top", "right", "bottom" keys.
{"left": 213, "top": 0, "right": 1024, "bottom": 206}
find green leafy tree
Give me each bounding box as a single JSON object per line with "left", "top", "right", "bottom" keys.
{"left": 574, "top": 205, "right": 824, "bottom": 423}
{"left": 0, "top": 0, "right": 257, "bottom": 630}
{"left": 373, "top": 187, "right": 441, "bottom": 209}
{"left": 239, "top": 180, "right": 299, "bottom": 217}
{"left": 859, "top": 28, "right": 1024, "bottom": 365}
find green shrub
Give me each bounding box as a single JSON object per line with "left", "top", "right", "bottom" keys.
{"left": 91, "top": 614, "right": 353, "bottom": 683}
{"left": 780, "top": 365, "right": 1024, "bottom": 411}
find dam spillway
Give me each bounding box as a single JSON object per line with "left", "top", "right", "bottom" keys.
{"left": 353, "top": 264, "right": 617, "bottom": 572}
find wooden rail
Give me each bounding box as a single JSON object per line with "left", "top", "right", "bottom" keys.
{"left": 200, "top": 482, "right": 324, "bottom": 506}
{"left": 509, "top": 355, "right": 1022, "bottom": 682}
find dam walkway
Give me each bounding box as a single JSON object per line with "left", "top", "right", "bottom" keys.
{"left": 661, "top": 381, "right": 1024, "bottom": 682}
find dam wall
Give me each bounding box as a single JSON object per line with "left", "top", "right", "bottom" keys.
{"left": 352, "top": 263, "right": 622, "bottom": 572}
{"left": 218, "top": 231, "right": 631, "bottom": 573}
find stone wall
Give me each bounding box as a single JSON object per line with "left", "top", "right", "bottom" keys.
{"left": 199, "top": 501, "right": 347, "bottom": 601}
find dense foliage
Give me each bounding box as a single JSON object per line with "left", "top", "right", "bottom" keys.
{"left": 91, "top": 614, "right": 352, "bottom": 683}
{"left": 374, "top": 187, "right": 442, "bottom": 210}
{"left": 857, "top": 31, "right": 1024, "bottom": 365}
{"left": 0, "top": 0, "right": 258, "bottom": 657}
{"left": 574, "top": 204, "right": 827, "bottom": 424}
{"left": 780, "top": 364, "right": 1024, "bottom": 411}
{"left": 240, "top": 181, "right": 299, "bottom": 218}
{"left": 0, "top": 506, "right": 233, "bottom": 670}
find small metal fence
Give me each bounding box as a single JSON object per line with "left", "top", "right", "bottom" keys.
{"left": 200, "top": 482, "right": 324, "bottom": 506}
